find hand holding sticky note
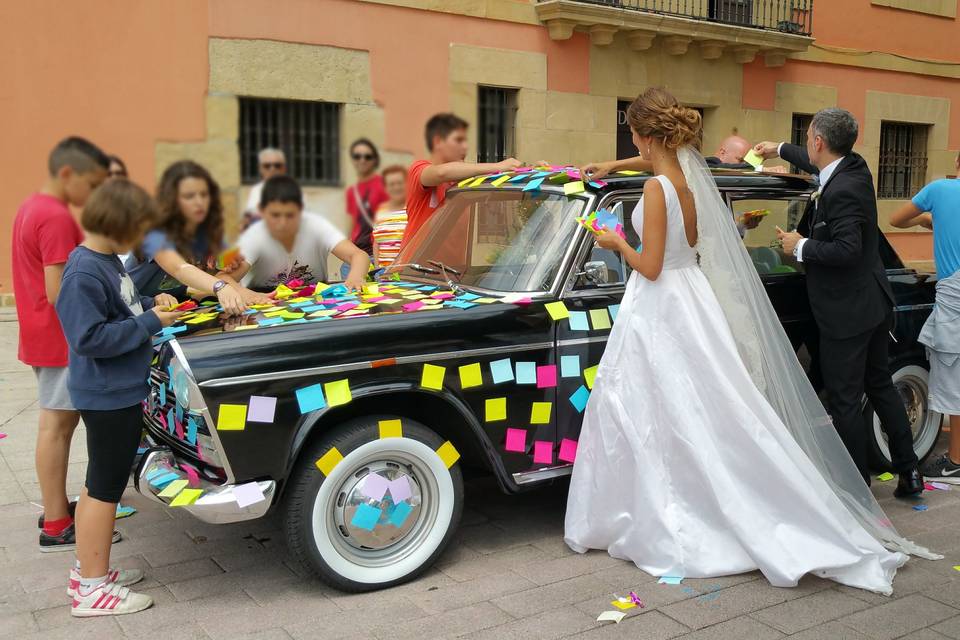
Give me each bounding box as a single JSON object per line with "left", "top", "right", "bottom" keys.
{"left": 743, "top": 149, "right": 764, "bottom": 170}
{"left": 215, "top": 247, "right": 242, "bottom": 271}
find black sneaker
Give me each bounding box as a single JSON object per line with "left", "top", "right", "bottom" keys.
{"left": 39, "top": 523, "right": 122, "bottom": 553}
{"left": 37, "top": 500, "right": 78, "bottom": 529}
{"left": 921, "top": 454, "right": 960, "bottom": 484}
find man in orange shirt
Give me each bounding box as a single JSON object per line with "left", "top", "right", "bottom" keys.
{"left": 403, "top": 113, "right": 520, "bottom": 246}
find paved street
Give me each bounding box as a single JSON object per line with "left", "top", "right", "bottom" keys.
{"left": 2, "top": 311, "right": 960, "bottom": 640}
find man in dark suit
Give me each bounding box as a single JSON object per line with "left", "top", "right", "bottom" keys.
{"left": 755, "top": 108, "right": 923, "bottom": 497}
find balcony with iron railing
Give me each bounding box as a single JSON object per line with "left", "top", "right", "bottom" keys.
{"left": 535, "top": 0, "right": 814, "bottom": 67}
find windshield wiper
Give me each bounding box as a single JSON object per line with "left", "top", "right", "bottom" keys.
{"left": 427, "top": 260, "right": 462, "bottom": 279}
{"left": 389, "top": 262, "right": 440, "bottom": 275}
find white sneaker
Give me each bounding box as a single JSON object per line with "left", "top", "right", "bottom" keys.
{"left": 71, "top": 580, "right": 153, "bottom": 617}
{"left": 67, "top": 566, "right": 144, "bottom": 597}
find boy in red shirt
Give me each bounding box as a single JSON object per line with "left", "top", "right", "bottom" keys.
{"left": 12, "top": 136, "right": 110, "bottom": 551}
{"left": 403, "top": 114, "right": 521, "bottom": 247}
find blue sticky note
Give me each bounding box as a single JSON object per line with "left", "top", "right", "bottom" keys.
{"left": 186, "top": 417, "right": 198, "bottom": 445}
{"left": 560, "top": 355, "right": 581, "bottom": 378}
{"left": 158, "top": 384, "right": 167, "bottom": 406}
{"left": 532, "top": 170, "right": 552, "bottom": 178}
{"left": 417, "top": 285, "right": 438, "bottom": 291}
{"left": 153, "top": 335, "right": 175, "bottom": 346}
{"left": 351, "top": 503, "right": 382, "bottom": 531}
{"left": 116, "top": 505, "right": 137, "bottom": 518}
{"left": 160, "top": 325, "right": 188, "bottom": 337}
{"left": 515, "top": 362, "right": 537, "bottom": 385}
{"left": 913, "top": 504, "right": 929, "bottom": 511}
{"left": 175, "top": 403, "right": 184, "bottom": 425}
{"left": 301, "top": 304, "right": 328, "bottom": 313}
{"left": 166, "top": 408, "right": 175, "bottom": 435}
{"left": 523, "top": 177, "right": 545, "bottom": 192}
{"left": 308, "top": 317, "right": 332, "bottom": 323}
{"left": 569, "top": 385, "right": 590, "bottom": 413}
{"left": 609, "top": 304, "right": 620, "bottom": 321}
{"left": 149, "top": 471, "right": 180, "bottom": 489}
{"left": 596, "top": 208, "right": 619, "bottom": 229}
{"left": 296, "top": 384, "right": 326, "bottom": 414}
{"left": 258, "top": 317, "right": 285, "bottom": 326}
{"left": 388, "top": 501, "right": 413, "bottom": 528}
{"left": 145, "top": 468, "right": 166, "bottom": 482}
{"left": 288, "top": 301, "right": 315, "bottom": 308}
{"left": 508, "top": 173, "right": 529, "bottom": 182}
{"left": 568, "top": 311, "right": 589, "bottom": 331}
{"left": 284, "top": 318, "right": 308, "bottom": 325}
{"left": 243, "top": 309, "right": 258, "bottom": 315}
{"left": 658, "top": 576, "right": 684, "bottom": 585}
{"left": 458, "top": 293, "right": 481, "bottom": 301}
{"left": 321, "top": 284, "right": 348, "bottom": 297}
{"left": 490, "top": 358, "right": 514, "bottom": 384}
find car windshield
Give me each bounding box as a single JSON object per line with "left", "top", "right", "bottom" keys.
{"left": 395, "top": 189, "right": 586, "bottom": 293}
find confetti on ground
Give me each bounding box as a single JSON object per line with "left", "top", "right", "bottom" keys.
{"left": 629, "top": 592, "right": 644, "bottom": 607}
{"left": 876, "top": 472, "right": 895, "bottom": 482}
{"left": 611, "top": 599, "right": 636, "bottom": 610}
{"left": 115, "top": 505, "right": 137, "bottom": 519}
{"left": 931, "top": 482, "right": 951, "bottom": 491}
{"left": 596, "top": 611, "right": 625, "bottom": 624}
{"left": 658, "top": 576, "right": 684, "bottom": 585}
{"left": 953, "top": 566, "right": 960, "bottom": 572}
{"left": 913, "top": 504, "right": 929, "bottom": 511}
{"left": 0, "top": 433, "right": 6, "bottom": 440}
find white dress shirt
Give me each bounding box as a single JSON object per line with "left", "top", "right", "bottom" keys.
{"left": 778, "top": 143, "right": 844, "bottom": 262}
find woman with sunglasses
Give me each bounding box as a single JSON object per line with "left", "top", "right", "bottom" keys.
{"left": 343, "top": 138, "right": 388, "bottom": 278}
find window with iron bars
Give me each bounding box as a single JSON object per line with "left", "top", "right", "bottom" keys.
{"left": 877, "top": 122, "right": 929, "bottom": 199}
{"left": 790, "top": 113, "right": 812, "bottom": 174}
{"left": 239, "top": 97, "right": 340, "bottom": 186}
{"left": 477, "top": 86, "right": 518, "bottom": 163}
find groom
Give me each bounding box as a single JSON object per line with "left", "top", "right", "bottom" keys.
{"left": 756, "top": 108, "right": 923, "bottom": 497}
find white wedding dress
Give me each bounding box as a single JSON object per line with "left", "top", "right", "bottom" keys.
{"left": 563, "top": 173, "right": 909, "bottom": 594}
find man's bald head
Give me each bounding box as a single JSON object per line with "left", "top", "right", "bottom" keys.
{"left": 715, "top": 135, "right": 752, "bottom": 164}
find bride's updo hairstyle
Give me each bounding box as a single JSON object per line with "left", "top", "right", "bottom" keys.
{"left": 627, "top": 87, "right": 702, "bottom": 150}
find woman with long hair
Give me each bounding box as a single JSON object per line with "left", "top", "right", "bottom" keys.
{"left": 564, "top": 87, "right": 937, "bottom": 595}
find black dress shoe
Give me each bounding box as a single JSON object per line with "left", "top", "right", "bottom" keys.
{"left": 894, "top": 467, "right": 924, "bottom": 498}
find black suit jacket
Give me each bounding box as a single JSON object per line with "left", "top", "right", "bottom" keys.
{"left": 778, "top": 144, "right": 894, "bottom": 339}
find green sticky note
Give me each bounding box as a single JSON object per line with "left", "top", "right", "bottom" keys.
{"left": 743, "top": 149, "right": 763, "bottom": 169}
{"left": 217, "top": 404, "right": 247, "bottom": 431}
{"left": 584, "top": 365, "right": 599, "bottom": 390}
{"left": 563, "top": 180, "right": 585, "bottom": 196}
{"left": 590, "top": 308, "right": 612, "bottom": 330}
{"left": 876, "top": 472, "right": 895, "bottom": 482}
{"left": 325, "top": 379, "right": 352, "bottom": 407}
{"left": 170, "top": 488, "right": 203, "bottom": 507}
{"left": 530, "top": 402, "right": 552, "bottom": 425}
{"left": 459, "top": 363, "right": 483, "bottom": 389}
{"left": 545, "top": 301, "right": 570, "bottom": 321}
{"left": 486, "top": 397, "right": 507, "bottom": 422}
{"left": 421, "top": 364, "right": 446, "bottom": 390}
{"left": 158, "top": 479, "right": 188, "bottom": 498}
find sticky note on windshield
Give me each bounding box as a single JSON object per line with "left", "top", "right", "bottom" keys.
{"left": 490, "top": 358, "right": 514, "bottom": 384}
{"left": 584, "top": 365, "right": 599, "bottom": 390}
{"left": 533, "top": 441, "right": 553, "bottom": 465}
{"left": 505, "top": 428, "right": 527, "bottom": 453}
{"left": 217, "top": 404, "right": 247, "bottom": 431}
{"left": 568, "top": 311, "right": 589, "bottom": 331}
{"left": 421, "top": 364, "right": 446, "bottom": 390}
{"left": 563, "top": 180, "right": 585, "bottom": 196}
{"left": 515, "top": 362, "right": 537, "bottom": 385}
{"left": 545, "top": 301, "right": 570, "bottom": 320}
{"left": 742, "top": 149, "right": 764, "bottom": 169}
{"left": 530, "top": 402, "right": 552, "bottom": 424}
{"left": 561, "top": 355, "right": 581, "bottom": 378}
{"left": 325, "top": 379, "right": 352, "bottom": 407}
{"left": 536, "top": 365, "right": 557, "bottom": 389}
{"left": 486, "top": 397, "right": 507, "bottom": 422}
{"left": 569, "top": 386, "right": 590, "bottom": 413}
{"left": 459, "top": 363, "right": 483, "bottom": 389}
{"left": 590, "top": 308, "right": 612, "bottom": 330}
{"left": 523, "top": 177, "right": 545, "bottom": 192}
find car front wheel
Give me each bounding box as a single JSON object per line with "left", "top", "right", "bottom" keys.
{"left": 283, "top": 416, "right": 463, "bottom": 592}
{"left": 867, "top": 362, "right": 942, "bottom": 472}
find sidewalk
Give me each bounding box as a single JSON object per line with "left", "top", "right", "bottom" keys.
{"left": 2, "top": 312, "right": 960, "bottom": 640}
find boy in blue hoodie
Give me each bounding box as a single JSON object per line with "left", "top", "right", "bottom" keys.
{"left": 56, "top": 180, "right": 182, "bottom": 617}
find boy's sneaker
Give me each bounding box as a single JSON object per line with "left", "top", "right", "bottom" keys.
{"left": 39, "top": 523, "right": 122, "bottom": 553}
{"left": 37, "top": 500, "right": 78, "bottom": 528}
{"left": 68, "top": 566, "right": 144, "bottom": 598}
{"left": 71, "top": 580, "right": 153, "bottom": 617}
{"left": 921, "top": 454, "right": 960, "bottom": 484}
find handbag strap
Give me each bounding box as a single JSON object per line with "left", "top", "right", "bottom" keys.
{"left": 351, "top": 183, "right": 376, "bottom": 228}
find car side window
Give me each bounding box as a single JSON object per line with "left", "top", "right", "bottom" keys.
{"left": 575, "top": 198, "right": 641, "bottom": 289}
{"left": 730, "top": 198, "right": 808, "bottom": 276}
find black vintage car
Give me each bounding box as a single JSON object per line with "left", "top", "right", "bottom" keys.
{"left": 136, "top": 168, "right": 940, "bottom": 592}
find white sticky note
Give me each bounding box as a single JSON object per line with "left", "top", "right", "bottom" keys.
{"left": 597, "top": 611, "right": 625, "bottom": 623}
{"left": 233, "top": 482, "right": 265, "bottom": 508}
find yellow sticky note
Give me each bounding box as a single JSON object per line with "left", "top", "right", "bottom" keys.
{"left": 355, "top": 303, "right": 376, "bottom": 310}
{"left": 170, "top": 488, "right": 203, "bottom": 507}
{"left": 876, "top": 472, "right": 895, "bottom": 482}
{"left": 611, "top": 600, "right": 637, "bottom": 610}
{"left": 584, "top": 365, "right": 599, "bottom": 390}
{"left": 491, "top": 174, "right": 512, "bottom": 187}
{"left": 953, "top": 565, "right": 960, "bottom": 572}
{"left": 617, "top": 170, "right": 642, "bottom": 176}
{"left": 233, "top": 324, "right": 259, "bottom": 331}
{"left": 436, "top": 441, "right": 460, "bottom": 468}
{"left": 473, "top": 298, "right": 498, "bottom": 304}
{"left": 486, "top": 397, "right": 507, "bottom": 422}
{"left": 325, "top": 379, "right": 352, "bottom": 407}
{"left": 379, "top": 419, "right": 403, "bottom": 439}
{"left": 421, "top": 364, "right": 446, "bottom": 390}
{"left": 158, "top": 479, "right": 188, "bottom": 498}
{"left": 563, "top": 180, "right": 585, "bottom": 195}
{"left": 743, "top": 148, "right": 764, "bottom": 169}
{"left": 459, "top": 363, "right": 483, "bottom": 389}
{"left": 362, "top": 284, "right": 380, "bottom": 296}
{"left": 315, "top": 447, "right": 344, "bottom": 476}
{"left": 468, "top": 176, "right": 487, "bottom": 187}
{"left": 274, "top": 284, "right": 295, "bottom": 299}
{"left": 544, "top": 301, "right": 570, "bottom": 321}
{"left": 590, "top": 308, "right": 612, "bottom": 330}
{"left": 457, "top": 177, "right": 473, "bottom": 188}
{"left": 185, "top": 316, "right": 212, "bottom": 325}
{"left": 217, "top": 404, "right": 247, "bottom": 431}
{"left": 309, "top": 309, "right": 338, "bottom": 318}
{"left": 530, "top": 402, "right": 552, "bottom": 424}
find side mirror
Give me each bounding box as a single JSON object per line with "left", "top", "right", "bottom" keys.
{"left": 581, "top": 261, "right": 609, "bottom": 285}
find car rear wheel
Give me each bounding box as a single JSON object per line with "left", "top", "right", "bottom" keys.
{"left": 867, "top": 362, "right": 942, "bottom": 472}
{"left": 283, "top": 416, "right": 463, "bottom": 592}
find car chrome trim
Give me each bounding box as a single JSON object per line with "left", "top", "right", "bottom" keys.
{"left": 894, "top": 303, "right": 934, "bottom": 312}
{"left": 513, "top": 465, "right": 573, "bottom": 485}
{"left": 558, "top": 336, "right": 611, "bottom": 348}
{"left": 200, "top": 341, "right": 558, "bottom": 388}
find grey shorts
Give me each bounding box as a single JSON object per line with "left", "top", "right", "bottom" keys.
{"left": 32, "top": 366, "right": 75, "bottom": 411}
{"left": 929, "top": 352, "right": 960, "bottom": 416}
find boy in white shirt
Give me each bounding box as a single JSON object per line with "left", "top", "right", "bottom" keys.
{"left": 236, "top": 175, "right": 369, "bottom": 291}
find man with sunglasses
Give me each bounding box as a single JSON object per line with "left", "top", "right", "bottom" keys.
{"left": 243, "top": 148, "right": 286, "bottom": 230}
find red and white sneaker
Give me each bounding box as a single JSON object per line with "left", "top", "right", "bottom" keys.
{"left": 71, "top": 580, "right": 152, "bottom": 617}
{"left": 67, "top": 566, "right": 144, "bottom": 597}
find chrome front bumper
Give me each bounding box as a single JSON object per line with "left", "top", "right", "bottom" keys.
{"left": 134, "top": 448, "right": 276, "bottom": 524}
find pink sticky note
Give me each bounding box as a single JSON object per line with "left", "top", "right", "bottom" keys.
{"left": 361, "top": 473, "right": 389, "bottom": 501}
{"left": 181, "top": 463, "right": 200, "bottom": 488}
{"left": 174, "top": 417, "right": 184, "bottom": 440}
{"left": 558, "top": 438, "right": 578, "bottom": 463}
{"left": 0, "top": 433, "right": 7, "bottom": 439}
{"left": 505, "top": 428, "right": 527, "bottom": 453}
{"left": 365, "top": 296, "right": 388, "bottom": 302}
{"left": 536, "top": 365, "right": 557, "bottom": 389}
{"left": 234, "top": 482, "right": 265, "bottom": 508}
{"left": 157, "top": 412, "right": 167, "bottom": 430}
{"left": 533, "top": 441, "right": 553, "bottom": 465}
{"left": 431, "top": 293, "right": 454, "bottom": 300}
{"left": 336, "top": 302, "right": 359, "bottom": 312}
{"left": 388, "top": 476, "right": 412, "bottom": 502}
{"left": 925, "top": 482, "right": 936, "bottom": 491}
{"left": 511, "top": 297, "right": 532, "bottom": 306}
{"left": 403, "top": 301, "right": 425, "bottom": 312}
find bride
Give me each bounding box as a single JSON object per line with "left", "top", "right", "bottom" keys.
{"left": 564, "top": 87, "right": 938, "bottom": 595}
